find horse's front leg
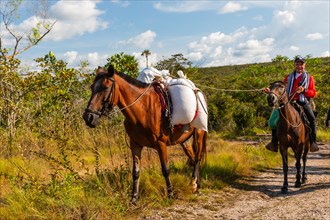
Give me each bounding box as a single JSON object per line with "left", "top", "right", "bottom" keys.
{"left": 280, "top": 146, "right": 289, "bottom": 193}
{"left": 131, "top": 143, "right": 143, "bottom": 205}
{"left": 157, "top": 144, "right": 174, "bottom": 199}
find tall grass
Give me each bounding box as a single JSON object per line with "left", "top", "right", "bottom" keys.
{"left": 1, "top": 127, "right": 326, "bottom": 219}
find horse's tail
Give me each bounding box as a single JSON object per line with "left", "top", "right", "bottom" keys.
{"left": 200, "top": 130, "right": 207, "bottom": 166}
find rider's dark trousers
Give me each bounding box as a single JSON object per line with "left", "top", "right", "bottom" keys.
{"left": 301, "top": 102, "right": 317, "bottom": 143}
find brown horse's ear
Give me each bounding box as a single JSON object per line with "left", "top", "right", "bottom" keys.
{"left": 96, "top": 66, "right": 103, "bottom": 75}
{"left": 107, "top": 64, "right": 115, "bottom": 77}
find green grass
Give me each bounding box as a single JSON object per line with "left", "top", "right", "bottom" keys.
{"left": 0, "top": 132, "right": 295, "bottom": 219}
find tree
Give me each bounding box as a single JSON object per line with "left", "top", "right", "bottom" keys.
{"left": 154, "top": 53, "right": 196, "bottom": 76}
{"left": 105, "top": 52, "right": 139, "bottom": 78}
{"left": 141, "top": 49, "right": 151, "bottom": 67}
{"left": 0, "top": 0, "right": 56, "bottom": 59}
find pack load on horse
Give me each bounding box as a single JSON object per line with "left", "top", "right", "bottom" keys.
{"left": 267, "top": 81, "right": 310, "bottom": 193}
{"left": 137, "top": 67, "right": 208, "bottom": 132}
{"left": 83, "top": 65, "right": 207, "bottom": 204}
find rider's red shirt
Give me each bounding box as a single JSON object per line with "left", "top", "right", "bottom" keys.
{"left": 283, "top": 74, "right": 316, "bottom": 100}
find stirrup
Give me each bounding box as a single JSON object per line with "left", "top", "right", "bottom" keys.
{"left": 266, "top": 142, "right": 278, "bottom": 152}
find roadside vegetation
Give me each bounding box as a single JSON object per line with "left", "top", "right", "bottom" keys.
{"left": 1, "top": 1, "right": 329, "bottom": 218}
{"left": 1, "top": 50, "right": 329, "bottom": 219}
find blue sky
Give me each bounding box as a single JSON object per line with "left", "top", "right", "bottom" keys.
{"left": 2, "top": 0, "right": 329, "bottom": 69}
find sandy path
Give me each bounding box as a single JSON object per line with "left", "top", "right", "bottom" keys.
{"left": 140, "top": 142, "right": 330, "bottom": 220}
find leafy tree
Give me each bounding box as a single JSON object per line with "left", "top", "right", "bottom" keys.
{"left": 154, "top": 53, "right": 196, "bottom": 76}
{"left": 105, "top": 52, "right": 139, "bottom": 78}
{"left": 0, "top": 0, "right": 56, "bottom": 59}
{"left": 141, "top": 49, "right": 151, "bottom": 67}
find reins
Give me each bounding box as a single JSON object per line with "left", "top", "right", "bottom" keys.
{"left": 102, "top": 76, "right": 153, "bottom": 118}
{"left": 272, "top": 89, "right": 302, "bottom": 128}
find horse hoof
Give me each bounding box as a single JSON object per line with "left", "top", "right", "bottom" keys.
{"left": 190, "top": 178, "right": 198, "bottom": 193}
{"left": 295, "top": 182, "right": 301, "bottom": 188}
{"left": 193, "top": 189, "right": 200, "bottom": 195}
{"left": 130, "top": 198, "right": 138, "bottom": 206}
{"left": 281, "top": 187, "right": 288, "bottom": 194}
{"left": 168, "top": 192, "right": 174, "bottom": 199}
{"left": 302, "top": 178, "right": 307, "bottom": 184}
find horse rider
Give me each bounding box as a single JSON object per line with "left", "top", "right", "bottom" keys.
{"left": 264, "top": 55, "right": 319, "bottom": 152}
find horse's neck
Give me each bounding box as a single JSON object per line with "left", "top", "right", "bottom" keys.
{"left": 279, "top": 103, "right": 301, "bottom": 125}
{"left": 115, "top": 75, "right": 153, "bottom": 121}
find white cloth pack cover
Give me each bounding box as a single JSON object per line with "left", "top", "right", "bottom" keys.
{"left": 170, "top": 70, "right": 208, "bottom": 132}
{"left": 137, "top": 68, "right": 208, "bottom": 131}
{"left": 168, "top": 78, "right": 197, "bottom": 126}
{"left": 190, "top": 90, "right": 208, "bottom": 132}
{"left": 137, "top": 67, "right": 169, "bottom": 83}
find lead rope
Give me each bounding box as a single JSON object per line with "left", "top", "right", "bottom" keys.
{"left": 276, "top": 90, "right": 302, "bottom": 127}
{"left": 104, "top": 82, "right": 153, "bottom": 118}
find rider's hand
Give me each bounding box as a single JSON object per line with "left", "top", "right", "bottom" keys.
{"left": 296, "top": 86, "right": 305, "bottom": 94}
{"left": 264, "top": 87, "right": 270, "bottom": 93}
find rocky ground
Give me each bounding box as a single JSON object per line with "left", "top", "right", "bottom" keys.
{"left": 139, "top": 142, "right": 330, "bottom": 220}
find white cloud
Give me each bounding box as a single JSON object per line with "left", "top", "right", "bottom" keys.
{"left": 305, "top": 33, "right": 323, "bottom": 41}
{"left": 154, "top": 2, "right": 217, "bottom": 13}
{"left": 187, "top": 52, "right": 203, "bottom": 62}
{"left": 289, "top": 46, "right": 300, "bottom": 51}
{"left": 62, "top": 51, "right": 109, "bottom": 68}
{"left": 64, "top": 51, "right": 78, "bottom": 64}
{"left": 219, "top": 2, "right": 247, "bottom": 14}
{"left": 235, "top": 38, "right": 275, "bottom": 56}
{"left": 87, "top": 52, "right": 109, "bottom": 68}
{"left": 119, "top": 30, "right": 157, "bottom": 49}
{"left": 46, "top": 0, "right": 108, "bottom": 41}
{"left": 320, "top": 51, "right": 330, "bottom": 57}
{"left": 186, "top": 27, "right": 272, "bottom": 66}
{"left": 1, "top": 0, "right": 108, "bottom": 47}
{"left": 274, "top": 10, "right": 296, "bottom": 26}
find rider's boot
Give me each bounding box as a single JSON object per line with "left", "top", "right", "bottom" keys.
{"left": 310, "top": 128, "right": 319, "bottom": 152}
{"left": 266, "top": 129, "right": 279, "bottom": 152}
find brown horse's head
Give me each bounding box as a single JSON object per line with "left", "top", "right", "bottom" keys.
{"left": 83, "top": 65, "right": 118, "bottom": 128}
{"left": 267, "top": 81, "right": 287, "bottom": 107}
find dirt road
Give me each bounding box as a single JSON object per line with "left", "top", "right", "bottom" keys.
{"left": 140, "top": 142, "right": 330, "bottom": 219}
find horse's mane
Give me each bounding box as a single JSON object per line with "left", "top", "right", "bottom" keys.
{"left": 271, "top": 80, "right": 285, "bottom": 86}
{"left": 94, "top": 71, "right": 150, "bottom": 89}
{"left": 117, "top": 72, "right": 150, "bottom": 88}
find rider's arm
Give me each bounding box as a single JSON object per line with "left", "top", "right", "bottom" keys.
{"left": 304, "top": 75, "right": 316, "bottom": 98}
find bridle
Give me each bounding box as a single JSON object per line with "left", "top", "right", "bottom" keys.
{"left": 269, "top": 87, "right": 287, "bottom": 109}
{"left": 269, "top": 84, "right": 297, "bottom": 109}
{"left": 85, "top": 74, "right": 116, "bottom": 117}
{"left": 269, "top": 84, "right": 302, "bottom": 127}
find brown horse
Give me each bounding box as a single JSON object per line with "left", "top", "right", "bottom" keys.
{"left": 83, "top": 65, "right": 207, "bottom": 203}
{"left": 267, "top": 81, "right": 309, "bottom": 193}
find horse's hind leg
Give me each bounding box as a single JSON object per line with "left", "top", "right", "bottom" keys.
{"left": 280, "top": 147, "right": 289, "bottom": 193}
{"left": 294, "top": 151, "right": 302, "bottom": 188}
{"left": 190, "top": 130, "right": 207, "bottom": 194}
{"left": 302, "top": 144, "right": 309, "bottom": 184}
{"left": 130, "top": 143, "right": 143, "bottom": 204}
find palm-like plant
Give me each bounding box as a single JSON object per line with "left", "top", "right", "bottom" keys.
{"left": 141, "top": 50, "right": 151, "bottom": 67}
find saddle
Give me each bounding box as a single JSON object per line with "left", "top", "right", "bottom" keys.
{"left": 152, "top": 81, "right": 172, "bottom": 131}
